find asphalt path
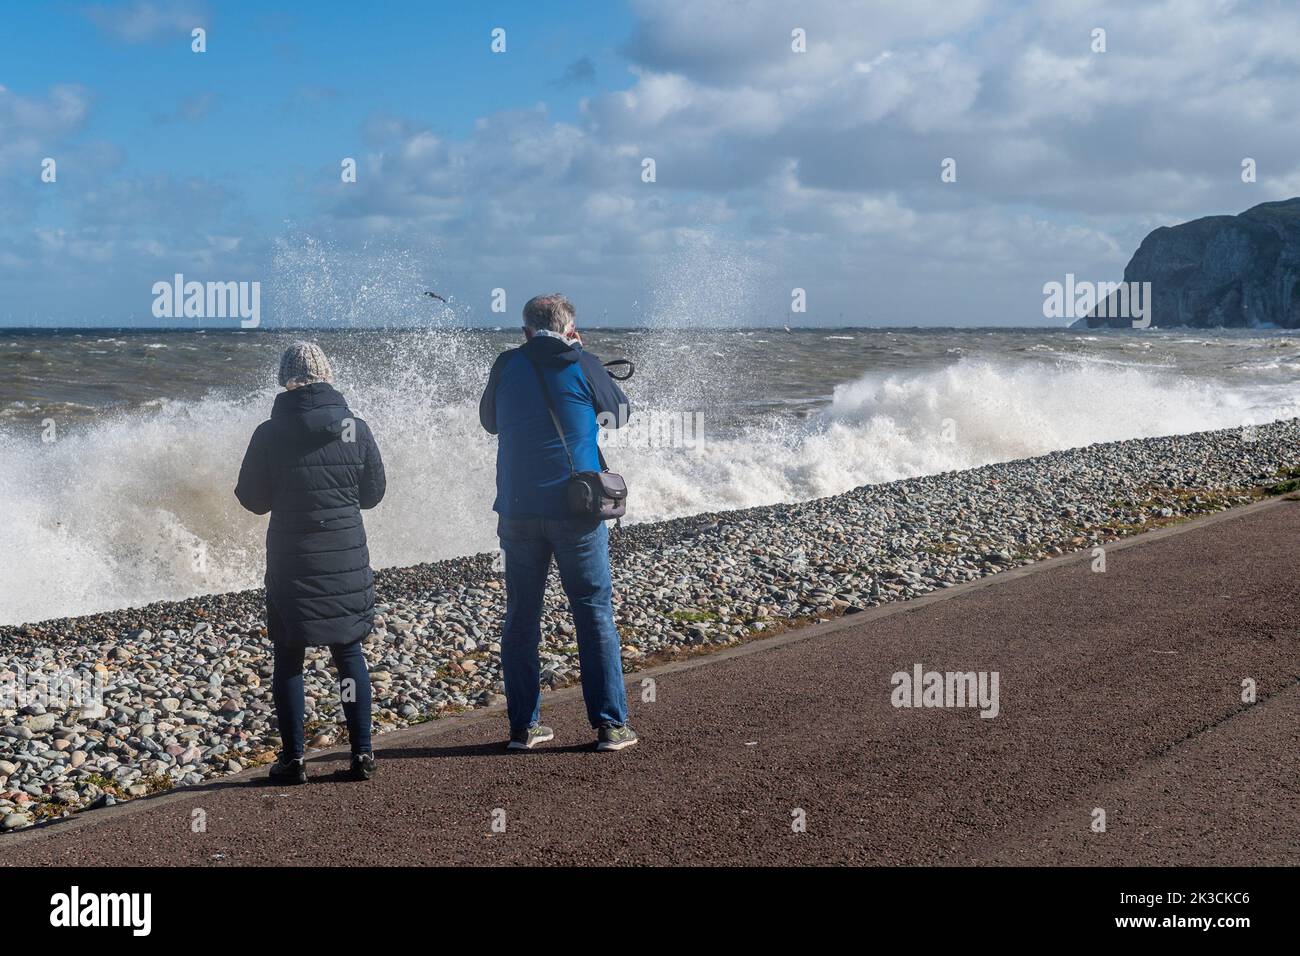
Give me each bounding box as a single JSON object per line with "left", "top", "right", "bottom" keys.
{"left": 3, "top": 498, "right": 1297, "bottom": 866}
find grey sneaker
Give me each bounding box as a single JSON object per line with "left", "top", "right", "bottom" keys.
{"left": 596, "top": 724, "right": 638, "bottom": 752}
{"left": 507, "top": 724, "right": 555, "bottom": 750}
{"left": 350, "top": 752, "right": 376, "bottom": 781}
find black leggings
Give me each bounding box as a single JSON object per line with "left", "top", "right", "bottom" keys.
{"left": 270, "top": 632, "right": 373, "bottom": 758}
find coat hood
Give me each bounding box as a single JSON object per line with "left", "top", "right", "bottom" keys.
{"left": 271, "top": 382, "right": 354, "bottom": 436}
{"left": 521, "top": 334, "right": 583, "bottom": 367}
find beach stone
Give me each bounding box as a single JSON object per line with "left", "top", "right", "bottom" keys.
{"left": 24, "top": 714, "right": 56, "bottom": 733}
{"left": 1, "top": 812, "right": 31, "bottom": 830}
{"left": 0, "top": 416, "right": 1295, "bottom": 823}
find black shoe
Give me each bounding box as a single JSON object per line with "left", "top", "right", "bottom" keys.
{"left": 350, "top": 752, "right": 376, "bottom": 781}
{"left": 268, "top": 753, "right": 306, "bottom": 785}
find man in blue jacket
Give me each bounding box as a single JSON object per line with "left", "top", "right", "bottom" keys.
{"left": 480, "top": 293, "right": 637, "bottom": 752}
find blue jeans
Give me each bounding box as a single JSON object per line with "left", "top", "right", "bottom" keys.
{"left": 270, "top": 629, "right": 373, "bottom": 758}
{"left": 497, "top": 515, "right": 628, "bottom": 732}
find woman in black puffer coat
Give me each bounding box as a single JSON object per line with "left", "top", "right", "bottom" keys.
{"left": 235, "top": 342, "right": 386, "bottom": 784}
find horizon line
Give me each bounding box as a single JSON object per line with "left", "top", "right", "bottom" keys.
{"left": 0, "top": 323, "right": 1145, "bottom": 333}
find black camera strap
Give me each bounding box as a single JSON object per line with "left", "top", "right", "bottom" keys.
{"left": 527, "top": 355, "right": 609, "bottom": 474}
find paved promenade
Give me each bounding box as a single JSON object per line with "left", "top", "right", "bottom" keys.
{"left": 3, "top": 499, "right": 1297, "bottom": 866}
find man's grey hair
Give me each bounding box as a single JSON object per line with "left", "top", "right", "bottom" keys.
{"left": 522, "top": 293, "right": 576, "bottom": 333}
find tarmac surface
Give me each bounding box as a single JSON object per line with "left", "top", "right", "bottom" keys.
{"left": 2, "top": 497, "right": 1298, "bottom": 866}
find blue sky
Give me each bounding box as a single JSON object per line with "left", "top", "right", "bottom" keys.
{"left": 2, "top": 2, "right": 634, "bottom": 214}
{"left": 2, "top": 0, "right": 1299, "bottom": 327}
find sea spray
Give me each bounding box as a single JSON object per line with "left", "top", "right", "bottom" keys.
{"left": 1, "top": 330, "right": 1299, "bottom": 625}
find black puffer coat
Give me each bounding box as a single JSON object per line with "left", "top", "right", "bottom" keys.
{"left": 235, "top": 383, "right": 386, "bottom": 646}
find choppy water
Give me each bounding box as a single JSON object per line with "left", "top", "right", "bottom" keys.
{"left": 1, "top": 325, "right": 1297, "bottom": 625}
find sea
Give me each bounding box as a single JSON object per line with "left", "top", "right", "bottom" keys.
{"left": 1, "top": 325, "right": 1298, "bottom": 625}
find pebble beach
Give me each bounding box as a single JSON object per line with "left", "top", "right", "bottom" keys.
{"left": 3, "top": 419, "right": 1299, "bottom": 832}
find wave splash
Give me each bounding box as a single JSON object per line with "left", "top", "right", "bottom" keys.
{"left": 0, "top": 353, "right": 1292, "bottom": 625}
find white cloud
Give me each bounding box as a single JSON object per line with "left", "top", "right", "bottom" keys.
{"left": 0, "top": 85, "right": 91, "bottom": 173}
{"left": 17, "top": 0, "right": 1300, "bottom": 325}
{"left": 83, "top": 0, "right": 208, "bottom": 43}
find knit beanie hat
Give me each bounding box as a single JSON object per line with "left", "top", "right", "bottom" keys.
{"left": 278, "top": 341, "right": 334, "bottom": 388}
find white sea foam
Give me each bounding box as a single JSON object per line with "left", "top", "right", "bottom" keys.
{"left": 0, "top": 348, "right": 1296, "bottom": 626}
{"left": 609, "top": 357, "right": 1297, "bottom": 518}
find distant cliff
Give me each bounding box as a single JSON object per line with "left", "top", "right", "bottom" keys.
{"left": 1075, "top": 198, "right": 1300, "bottom": 328}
